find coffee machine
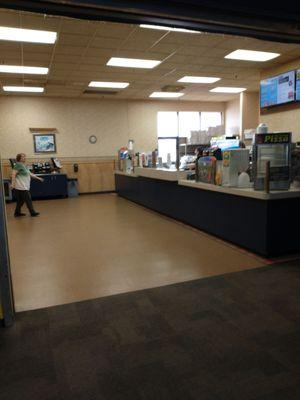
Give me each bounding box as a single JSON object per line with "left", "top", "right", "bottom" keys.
{"left": 32, "top": 162, "right": 51, "bottom": 174}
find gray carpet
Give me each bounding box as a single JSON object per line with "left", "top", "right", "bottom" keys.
{"left": 1, "top": 260, "right": 300, "bottom": 400}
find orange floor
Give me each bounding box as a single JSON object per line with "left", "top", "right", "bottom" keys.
{"left": 6, "top": 194, "right": 266, "bottom": 311}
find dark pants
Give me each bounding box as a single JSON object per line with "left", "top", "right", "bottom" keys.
{"left": 14, "top": 190, "right": 35, "bottom": 215}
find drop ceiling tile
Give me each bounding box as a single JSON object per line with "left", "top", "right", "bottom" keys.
{"left": 167, "top": 32, "right": 224, "bottom": 47}
{"left": 121, "top": 40, "right": 159, "bottom": 52}
{"left": 23, "top": 53, "right": 52, "bottom": 63}
{"left": 244, "top": 73, "right": 261, "bottom": 81}
{"left": 22, "top": 43, "right": 54, "bottom": 53}
{"left": 285, "top": 48, "right": 300, "bottom": 57}
{"left": 61, "top": 19, "right": 99, "bottom": 35}
{"left": 90, "top": 37, "right": 123, "bottom": 49}
{"left": 50, "top": 62, "right": 80, "bottom": 71}
{"left": 59, "top": 33, "right": 91, "bottom": 47}
{"left": 110, "top": 49, "right": 165, "bottom": 61}
{"left": 0, "top": 42, "right": 21, "bottom": 52}
{"left": 217, "top": 36, "right": 260, "bottom": 50}
{"left": 0, "top": 52, "right": 22, "bottom": 63}
{"left": 176, "top": 45, "right": 211, "bottom": 56}
{"left": 189, "top": 56, "right": 221, "bottom": 66}
{"left": 84, "top": 48, "right": 113, "bottom": 58}
{"left": 0, "top": 78, "right": 22, "bottom": 85}
{"left": 165, "top": 54, "right": 190, "bottom": 64}
{"left": 55, "top": 45, "right": 86, "bottom": 56}
{"left": 275, "top": 55, "right": 300, "bottom": 64}
{"left": 263, "top": 42, "right": 300, "bottom": 53}
{"left": 48, "top": 71, "right": 69, "bottom": 79}
{"left": 23, "top": 77, "right": 48, "bottom": 83}
{"left": 46, "top": 90, "right": 81, "bottom": 97}
{"left": 19, "top": 13, "right": 62, "bottom": 30}
{"left": 80, "top": 56, "right": 108, "bottom": 65}
{"left": 150, "top": 42, "right": 180, "bottom": 54}
{"left": 161, "top": 31, "right": 206, "bottom": 45}
{"left": 95, "top": 22, "right": 135, "bottom": 39}
{"left": 203, "top": 46, "right": 233, "bottom": 58}
{"left": 77, "top": 64, "right": 107, "bottom": 73}
{"left": 0, "top": 72, "right": 41, "bottom": 79}
{"left": 0, "top": 10, "right": 20, "bottom": 26}
{"left": 213, "top": 58, "right": 250, "bottom": 67}
{"left": 53, "top": 54, "right": 81, "bottom": 64}
{"left": 136, "top": 28, "right": 172, "bottom": 41}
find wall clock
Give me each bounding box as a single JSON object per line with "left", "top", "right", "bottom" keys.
{"left": 89, "top": 135, "right": 97, "bottom": 144}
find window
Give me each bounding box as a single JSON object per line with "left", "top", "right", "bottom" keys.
{"left": 178, "top": 112, "right": 201, "bottom": 138}
{"left": 200, "top": 112, "right": 222, "bottom": 131}
{"left": 157, "top": 111, "right": 222, "bottom": 164}
{"left": 158, "top": 138, "right": 177, "bottom": 163}
{"left": 157, "top": 111, "right": 178, "bottom": 137}
{"left": 157, "top": 111, "right": 222, "bottom": 139}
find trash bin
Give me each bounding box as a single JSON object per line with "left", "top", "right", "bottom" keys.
{"left": 67, "top": 178, "right": 78, "bottom": 197}
{"left": 3, "top": 179, "right": 12, "bottom": 202}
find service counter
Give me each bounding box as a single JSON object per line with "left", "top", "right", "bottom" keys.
{"left": 134, "top": 167, "right": 189, "bottom": 181}
{"left": 115, "top": 169, "right": 300, "bottom": 257}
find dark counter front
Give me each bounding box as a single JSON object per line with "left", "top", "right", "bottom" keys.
{"left": 30, "top": 174, "right": 68, "bottom": 199}
{"left": 115, "top": 173, "right": 300, "bottom": 257}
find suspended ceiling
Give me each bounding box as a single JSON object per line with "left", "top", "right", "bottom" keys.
{"left": 0, "top": 8, "right": 300, "bottom": 102}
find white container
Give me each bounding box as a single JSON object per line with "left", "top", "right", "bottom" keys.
{"left": 222, "top": 149, "right": 249, "bottom": 187}
{"left": 238, "top": 172, "right": 250, "bottom": 188}
{"left": 257, "top": 123, "right": 268, "bottom": 134}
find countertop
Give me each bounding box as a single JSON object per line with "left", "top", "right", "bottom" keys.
{"left": 178, "top": 180, "right": 300, "bottom": 200}
{"left": 115, "top": 167, "right": 189, "bottom": 182}
{"left": 114, "top": 170, "right": 139, "bottom": 178}
{"left": 35, "top": 173, "right": 67, "bottom": 177}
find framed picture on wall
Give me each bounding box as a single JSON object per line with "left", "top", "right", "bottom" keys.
{"left": 33, "top": 133, "right": 57, "bottom": 153}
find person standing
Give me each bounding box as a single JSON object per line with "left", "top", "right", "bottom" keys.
{"left": 11, "top": 153, "right": 44, "bottom": 217}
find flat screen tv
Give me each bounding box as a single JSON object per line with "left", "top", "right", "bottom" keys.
{"left": 260, "top": 70, "right": 295, "bottom": 108}
{"left": 296, "top": 69, "right": 300, "bottom": 101}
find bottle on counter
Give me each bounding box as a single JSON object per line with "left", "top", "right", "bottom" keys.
{"left": 166, "top": 153, "right": 171, "bottom": 168}
{"left": 133, "top": 152, "right": 139, "bottom": 168}
{"left": 152, "top": 149, "right": 158, "bottom": 168}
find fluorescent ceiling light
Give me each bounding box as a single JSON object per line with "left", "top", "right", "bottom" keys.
{"left": 225, "top": 49, "right": 280, "bottom": 62}
{"left": 150, "top": 92, "right": 184, "bottom": 98}
{"left": 178, "top": 76, "right": 220, "bottom": 83}
{"left": 3, "top": 86, "right": 44, "bottom": 93}
{"left": 140, "top": 24, "right": 200, "bottom": 34}
{"left": 0, "top": 65, "right": 48, "bottom": 74}
{"left": 0, "top": 26, "right": 57, "bottom": 44}
{"left": 88, "top": 81, "right": 129, "bottom": 89}
{"left": 107, "top": 57, "right": 161, "bottom": 69}
{"left": 210, "top": 87, "right": 246, "bottom": 93}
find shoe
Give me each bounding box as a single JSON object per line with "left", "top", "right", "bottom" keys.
{"left": 14, "top": 213, "right": 26, "bottom": 217}
{"left": 30, "top": 212, "right": 40, "bottom": 217}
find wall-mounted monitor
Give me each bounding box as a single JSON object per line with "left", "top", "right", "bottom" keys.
{"left": 296, "top": 69, "right": 300, "bottom": 101}
{"left": 260, "top": 70, "right": 295, "bottom": 108}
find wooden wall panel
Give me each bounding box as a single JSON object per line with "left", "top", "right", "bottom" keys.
{"left": 1, "top": 159, "right": 116, "bottom": 193}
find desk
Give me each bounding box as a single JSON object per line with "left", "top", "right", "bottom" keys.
{"left": 30, "top": 174, "right": 68, "bottom": 199}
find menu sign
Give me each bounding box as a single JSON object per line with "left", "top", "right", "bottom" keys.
{"left": 255, "top": 132, "right": 291, "bottom": 145}
{"left": 260, "top": 71, "right": 295, "bottom": 108}
{"left": 296, "top": 69, "right": 300, "bottom": 101}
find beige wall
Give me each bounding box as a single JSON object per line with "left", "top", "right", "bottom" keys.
{"left": 260, "top": 58, "right": 300, "bottom": 141}
{"left": 225, "top": 92, "right": 259, "bottom": 140}
{"left": 225, "top": 97, "right": 240, "bottom": 136}
{"left": 0, "top": 96, "right": 225, "bottom": 159}
{"left": 241, "top": 91, "right": 259, "bottom": 132}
